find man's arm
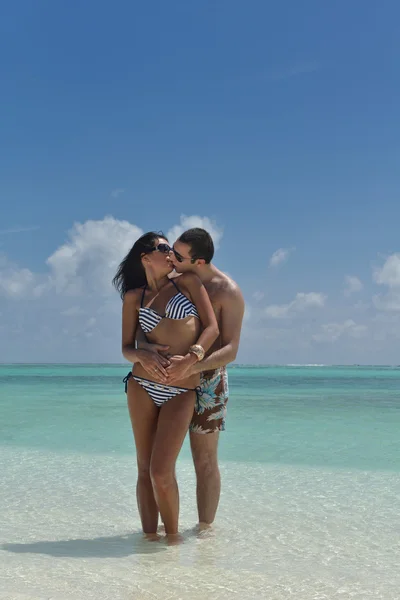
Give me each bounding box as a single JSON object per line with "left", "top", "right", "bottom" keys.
{"left": 190, "top": 285, "right": 245, "bottom": 374}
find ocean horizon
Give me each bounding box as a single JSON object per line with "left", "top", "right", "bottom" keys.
{"left": 2, "top": 362, "right": 400, "bottom": 368}
{"left": 1, "top": 363, "right": 400, "bottom": 599}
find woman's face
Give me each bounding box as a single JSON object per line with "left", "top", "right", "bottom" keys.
{"left": 142, "top": 237, "right": 173, "bottom": 276}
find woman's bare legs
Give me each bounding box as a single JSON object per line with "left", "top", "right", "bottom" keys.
{"left": 127, "top": 378, "right": 159, "bottom": 534}
{"left": 150, "top": 390, "right": 196, "bottom": 536}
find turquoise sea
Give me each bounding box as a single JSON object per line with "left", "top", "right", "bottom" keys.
{"left": 1, "top": 364, "right": 400, "bottom": 599}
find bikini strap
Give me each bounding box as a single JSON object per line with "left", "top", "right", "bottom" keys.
{"left": 140, "top": 285, "right": 147, "bottom": 307}
{"left": 170, "top": 278, "right": 180, "bottom": 292}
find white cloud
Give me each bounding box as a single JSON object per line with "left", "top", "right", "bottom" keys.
{"left": 264, "top": 292, "right": 326, "bottom": 319}
{"left": 264, "top": 303, "right": 293, "bottom": 319}
{"left": 373, "top": 292, "right": 400, "bottom": 313}
{"left": 313, "top": 320, "right": 367, "bottom": 343}
{"left": 344, "top": 275, "right": 363, "bottom": 296}
{"left": 0, "top": 214, "right": 225, "bottom": 362}
{"left": 46, "top": 216, "right": 143, "bottom": 296}
{"left": 269, "top": 247, "right": 293, "bottom": 268}
{"left": 0, "top": 255, "right": 36, "bottom": 298}
{"left": 243, "top": 305, "right": 252, "bottom": 323}
{"left": 3, "top": 215, "right": 400, "bottom": 365}
{"left": 2, "top": 214, "right": 221, "bottom": 304}
{"left": 373, "top": 253, "right": 400, "bottom": 288}
{"left": 372, "top": 254, "right": 400, "bottom": 313}
{"left": 110, "top": 188, "right": 125, "bottom": 199}
{"left": 167, "top": 215, "right": 223, "bottom": 249}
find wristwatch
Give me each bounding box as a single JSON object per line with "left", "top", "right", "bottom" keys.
{"left": 188, "top": 344, "right": 205, "bottom": 361}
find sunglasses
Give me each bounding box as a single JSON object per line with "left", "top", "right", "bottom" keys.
{"left": 172, "top": 246, "right": 198, "bottom": 263}
{"left": 150, "top": 243, "right": 172, "bottom": 254}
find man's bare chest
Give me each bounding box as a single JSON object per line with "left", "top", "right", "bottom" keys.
{"left": 204, "top": 284, "right": 223, "bottom": 316}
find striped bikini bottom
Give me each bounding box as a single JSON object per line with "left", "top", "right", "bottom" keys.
{"left": 123, "top": 372, "right": 201, "bottom": 408}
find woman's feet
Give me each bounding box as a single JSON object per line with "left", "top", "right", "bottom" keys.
{"left": 165, "top": 533, "right": 185, "bottom": 545}
{"left": 144, "top": 526, "right": 184, "bottom": 544}
{"left": 143, "top": 532, "right": 162, "bottom": 542}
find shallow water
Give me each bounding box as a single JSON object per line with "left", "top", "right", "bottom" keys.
{"left": 1, "top": 364, "right": 400, "bottom": 599}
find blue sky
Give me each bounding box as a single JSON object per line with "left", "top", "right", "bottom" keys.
{"left": 1, "top": 0, "right": 400, "bottom": 364}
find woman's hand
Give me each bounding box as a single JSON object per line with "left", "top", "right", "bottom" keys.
{"left": 166, "top": 354, "right": 197, "bottom": 384}
{"left": 136, "top": 349, "right": 171, "bottom": 383}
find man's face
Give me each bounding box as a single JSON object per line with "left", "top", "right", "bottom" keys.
{"left": 169, "top": 240, "right": 196, "bottom": 273}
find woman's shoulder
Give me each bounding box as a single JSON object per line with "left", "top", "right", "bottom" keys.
{"left": 175, "top": 272, "right": 201, "bottom": 289}
{"left": 123, "top": 287, "right": 145, "bottom": 304}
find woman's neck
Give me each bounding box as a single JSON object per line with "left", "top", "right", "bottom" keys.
{"left": 145, "top": 273, "right": 170, "bottom": 292}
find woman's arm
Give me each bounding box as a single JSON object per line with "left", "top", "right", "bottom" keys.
{"left": 121, "top": 290, "right": 141, "bottom": 363}
{"left": 166, "top": 273, "right": 219, "bottom": 381}
{"left": 180, "top": 273, "right": 219, "bottom": 353}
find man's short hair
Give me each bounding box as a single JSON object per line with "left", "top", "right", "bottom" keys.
{"left": 178, "top": 228, "right": 214, "bottom": 264}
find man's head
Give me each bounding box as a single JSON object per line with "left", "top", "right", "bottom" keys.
{"left": 170, "top": 227, "right": 214, "bottom": 273}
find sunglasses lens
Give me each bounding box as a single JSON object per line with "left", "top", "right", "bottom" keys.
{"left": 173, "top": 250, "right": 183, "bottom": 262}
{"left": 157, "top": 244, "right": 171, "bottom": 253}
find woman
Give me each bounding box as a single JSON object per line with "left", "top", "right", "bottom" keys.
{"left": 112, "top": 231, "right": 219, "bottom": 540}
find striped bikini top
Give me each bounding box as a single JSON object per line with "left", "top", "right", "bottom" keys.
{"left": 139, "top": 279, "right": 199, "bottom": 334}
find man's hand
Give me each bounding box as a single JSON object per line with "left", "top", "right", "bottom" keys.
{"left": 136, "top": 348, "right": 171, "bottom": 383}
{"left": 166, "top": 354, "right": 197, "bottom": 384}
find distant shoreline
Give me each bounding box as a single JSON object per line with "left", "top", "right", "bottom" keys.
{"left": 1, "top": 363, "right": 399, "bottom": 368}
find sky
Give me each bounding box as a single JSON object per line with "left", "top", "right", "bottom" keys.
{"left": 1, "top": 0, "right": 400, "bottom": 364}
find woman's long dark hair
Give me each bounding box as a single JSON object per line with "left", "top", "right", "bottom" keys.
{"left": 112, "top": 231, "right": 167, "bottom": 299}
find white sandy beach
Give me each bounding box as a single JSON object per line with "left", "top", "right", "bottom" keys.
{"left": 2, "top": 446, "right": 400, "bottom": 600}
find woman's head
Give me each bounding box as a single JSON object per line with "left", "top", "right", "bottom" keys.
{"left": 112, "top": 231, "right": 172, "bottom": 298}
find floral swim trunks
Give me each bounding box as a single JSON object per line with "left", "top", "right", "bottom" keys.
{"left": 190, "top": 367, "right": 229, "bottom": 434}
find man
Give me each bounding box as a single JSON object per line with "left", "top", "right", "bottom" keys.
{"left": 139, "top": 228, "right": 245, "bottom": 528}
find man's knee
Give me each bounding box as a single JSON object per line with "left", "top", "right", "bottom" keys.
{"left": 196, "top": 459, "right": 219, "bottom": 481}
{"left": 190, "top": 434, "right": 219, "bottom": 477}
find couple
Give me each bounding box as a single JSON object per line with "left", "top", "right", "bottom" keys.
{"left": 113, "top": 228, "right": 244, "bottom": 541}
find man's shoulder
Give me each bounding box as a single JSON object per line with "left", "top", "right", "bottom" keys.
{"left": 212, "top": 270, "right": 245, "bottom": 321}
{"left": 210, "top": 269, "right": 242, "bottom": 299}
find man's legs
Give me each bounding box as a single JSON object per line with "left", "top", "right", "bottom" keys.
{"left": 189, "top": 366, "right": 228, "bottom": 525}
{"left": 189, "top": 431, "right": 220, "bottom": 525}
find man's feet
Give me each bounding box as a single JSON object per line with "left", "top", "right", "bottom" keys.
{"left": 196, "top": 521, "right": 213, "bottom": 532}
{"left": 192, "top": 521, "right": 215, "bottom": 538}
